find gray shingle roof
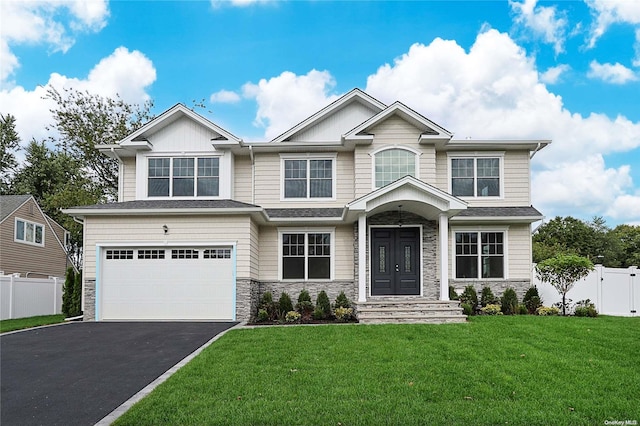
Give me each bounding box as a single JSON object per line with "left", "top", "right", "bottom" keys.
{"left": 265, "top": 208, "right": 344, "bottom": 218}
{"left": 0, "top": 195, "right": 32, "bottom": 221}
{"left": 455, "top": 206, "right": 542, "bottom": 217}
{"left": 69, "top": 199, "right": 260, "bottom": 210}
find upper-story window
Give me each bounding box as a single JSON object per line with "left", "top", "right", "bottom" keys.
{"left": 148, "top": 157, "right": 219, "bottom": 197}
{"left": 451, "top": 156, "right": 502, "bottom": 197}
{"left": 374, "top": 148, "right": 417, "bottom": 188}
{"left": 15, "top": 218, "right": 44, "bottom": 246}
{"left": 281, "top": 155, "right": 335, "bottom": 200}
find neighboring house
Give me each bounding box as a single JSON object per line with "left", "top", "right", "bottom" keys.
{"left": 64, "top": 89, "right": 549, "bottom": 323}
{"left": 0, "top": 195, "right": 70, "bottom": 278}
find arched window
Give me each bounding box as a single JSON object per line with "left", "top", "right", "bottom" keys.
{"left": 374, "top": 148, "right": 417, "bottom": 188}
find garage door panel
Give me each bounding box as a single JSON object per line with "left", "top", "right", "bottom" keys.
{"left": 101, "top": 247, "right": 234, "bottom": 321}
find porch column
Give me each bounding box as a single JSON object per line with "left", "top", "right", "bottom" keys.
{"left": 358, "top": 213, "right": 367, "bottom": 302}
{"left": 439, "top": 213, "right": 449, "bottom": 301}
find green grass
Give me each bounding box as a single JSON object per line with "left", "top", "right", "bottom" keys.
{"left": 0, "top": 314, "right": 65, "bottom": 333}
{"left": 115, "top": 316, "right": 640, "bottom": 426}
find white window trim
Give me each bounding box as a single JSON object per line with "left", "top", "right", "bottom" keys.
{"left": 450, "top": 226, "right": 509, "bottom": 280}
{"left": 279, "top": 153, "right": 337, "bottom": 202}
{"left": 141, "top": 153, "right": 225, "bottom": 200}
{"left": 369, "top": 146, "right": 421, "bottom": 190}
{"left": 278, "top": 227, "right": 335, "bottom": 281}
{"left": 447, "top": 152, "right": 505, "bottom": 199}
{"left": 14, "top": 217, "right": 45, "bottom": 247}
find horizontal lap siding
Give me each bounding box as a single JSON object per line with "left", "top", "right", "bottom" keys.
{"left": 254, "top": 152, "right": 353, "bottom": 208}
{"left": 122, "top": 157, "right": 136, "bottom": 202}
{"left": 258, "top": 225, "right": 354, "bottom": 281}
{"left": 0, "top": 201, "right": 67, "bottom": 277}
{"left": 83, "top": 215, "right": 254, "bottom": 279}
{"left": 234, "top": 155, "right": 253, "bottom": 203}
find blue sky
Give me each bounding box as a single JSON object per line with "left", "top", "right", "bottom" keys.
{"left": 1, "top": 0, "right": 639, "bottom": 226}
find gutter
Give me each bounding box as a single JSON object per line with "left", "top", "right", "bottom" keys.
{"left": 111, "top": 147, "right": 125, "bottom": 200}
{"left": 530, "top": 142, "right": 543, "bottom": 159}
{"left": 249, "top": 145, "right": 255, "bottom": 204}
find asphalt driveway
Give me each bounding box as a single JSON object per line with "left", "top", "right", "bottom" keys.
{"left": 1, "top": 321, "right": 237, "bottom": 426}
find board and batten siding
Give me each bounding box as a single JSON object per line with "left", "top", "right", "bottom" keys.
{"left": 121, "top": 157, "right": 136, "bottom": 202}
{"left": 258, "top": 224, "right": 354, "bottom": 281}
{"left": 293, "top": 101, "right": 379, "bottom": 142}
{"left": 0, "top": 200, "right": 67, "bottom": 277}
{"left": 145, "top": 116, "right": 223, "bottom": 152}
{"left": 253, "top": 151, "right": 354, "bottom": 208}
{"left": 435, "top": 150, "right": 531, "bottom": 206}
{"left": 82, "top": 215, "right": 256, "bottom": 280}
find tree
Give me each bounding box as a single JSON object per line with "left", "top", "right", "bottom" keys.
{"left": 45, "top": 87, "right": 154, "bottom": 200}
{"left": 0, "top": 113, "right": 21, "bottom": 194}
{"left": 612, "top": 224, "right": 640, "bottom": 267}
{"left": 535, "top": 254, "right": 594, "bottom": 315}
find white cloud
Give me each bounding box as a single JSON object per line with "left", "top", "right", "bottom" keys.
{"left": 210, "top": 89, "right": 242, "bottom": 104}
{"left": 0, "top": 47, "right": 156, "bottom": 148}
{"left": 606, "top": 194, "right": 640, "bottom": 222}
{"left": 0, "top": 0, "right": 109, "bottom": 84}
{"left": 585, "top": 0, "right": 640, "bottom": 48}
{"left": 540, "top": 64, "right": 570, "bottom": 84}
{"left": 241, "top": 70, "right": 340, "bottom": 140}
{"left": 587, "top": 60, "right": 638, "bottom": 84}
{"left": 510, "top": 0, "right": 569, "bottom": 54}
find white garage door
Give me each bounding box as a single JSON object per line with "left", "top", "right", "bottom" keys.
{"left": 100, "top": 247, "right": 234, "bottom": 320}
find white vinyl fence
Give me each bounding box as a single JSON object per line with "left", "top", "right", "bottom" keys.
{"left": 533, "top": 265, "right": 639, "bottom": 316}
{"left": 0, "top": 275, "right": 64, "bottom": 320}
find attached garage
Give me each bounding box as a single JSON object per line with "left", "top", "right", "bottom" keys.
{"left": 98, "top": 246, "right": 235, "bottom": 321}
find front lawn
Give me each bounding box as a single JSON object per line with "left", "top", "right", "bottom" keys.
{"left": 115, "top": 316, "right": 639, "bottom": 426}
{"left": 0, "top": 314, "right": 65, "bottom": 333}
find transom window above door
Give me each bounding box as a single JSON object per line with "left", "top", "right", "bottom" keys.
{"left": 374, "top": 148, "right": 417, "bottom": 188}
{"left": 282, "top": 156, "right": 335, "bottom": 199}
{"left": 148, "top": 157, "right": 219, "bottom": 197}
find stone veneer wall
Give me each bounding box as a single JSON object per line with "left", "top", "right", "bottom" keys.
{"left": 449, "top": 279, "right": 532, "bottom": 300}
{"left": 362, "top": 212, "right": 439, "bottom": 299}
{"left": 83, "top": 279, "right": 96, "bottom": 321}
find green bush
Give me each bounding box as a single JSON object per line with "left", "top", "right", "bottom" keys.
{"left": 459, "top": 286, "right": 478, "bottom": 314}
{"left": 278, "top": 292, "right": 294, "bottom": 317}
{"left": 62, "top": 267, "right": 75, "bottom": 318}
{"left": 72, "top": 269, "right": 82, "bottom": 316}
{"left": 461, "top": 303, "right": 473, "bottom": 316}
{"left": 334, "top": 291, "right": 352, "bottom": 309}
{"left": 256, "top": 309, "right": 269, "bottom": 322}
{"left": 574, "top": 299, "right": 598, "bottom": 317}
{"left": 480, "top": 304, "right": 502, "bottom": 315}
{"left": 285, "top": 311, "right": 301, "bottom": 323}
{"left": 296, "top": 289, "right": 314, "bottom": 316}
{"left": 480, "top": 286, "right": 497, "bottom": 307}
{"left": 500, "top": 288, "right": 519, "bottom": 315}
{"left": 517, "top": 304, "right": 528, "bottom": 315}
{"left": 316, "top": 291, "right": 332, "bottom": 319}
{"left": 449, "top": 286, "right": 459, "bottom": 300}
{"left": 312, "top": 307, "right": 325, "bottom": 320}
{"left": 536, "top": 306, "right": 560, "bottom": 316}
{"left": 259, "top": 291, "right": 276, "bottom": 320}
{"left": 523, "top": 286, "right": 543, "bottom": 314}
{"left": 334, "top": 307, "right": 354, "bottom": 322}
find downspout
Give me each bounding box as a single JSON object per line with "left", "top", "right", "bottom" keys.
{"left": 111, "top": 147, "right": 124, "bottom": 201}
{"left": 249, "top": 145, "right": 255, "bottom": 204}
{"left": 530, "top": 142, "right": 543, "bottom": 159}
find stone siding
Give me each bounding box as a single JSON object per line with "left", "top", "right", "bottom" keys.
{"left": 449, "top": 279, "right": 532, "bottom": 300}
{"left": 236, "top": 278, "right": 259, "bottom": 322}
{"left": 83, "top": 279, "right": 96, "bottom": 321}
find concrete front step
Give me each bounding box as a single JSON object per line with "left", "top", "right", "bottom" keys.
{"left": 356, "top": 298, "right": 467, "bottom": 324}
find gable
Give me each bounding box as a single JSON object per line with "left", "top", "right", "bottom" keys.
{"left": 291, "top": 100, "right": 380, "bottom": 142}
{"left": 144, "top": 115, "right": 224, "bottom": 153}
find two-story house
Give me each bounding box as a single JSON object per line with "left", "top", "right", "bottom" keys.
{"left": 64, "top": 89, "right": 549, "bottom": 323}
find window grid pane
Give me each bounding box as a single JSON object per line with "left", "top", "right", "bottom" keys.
{"left": 309, "top": 160, "right": 332, "bottom": 198}
{"left": 455, "top": 232, "right": 504, "bottom": 279}
{"left": 16, "top": 220, "right": 24, "bottom": 241}
{"left": 284, "top": 160, "right": 307, "bottom": 198}
{"left": 375, "top": 149, "right": 416, "bottom": 187}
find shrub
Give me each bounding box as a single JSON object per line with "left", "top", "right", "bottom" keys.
{"left": 536, "top": 306, "right": 560, "bottom": 316}
{"left": 316, "top": 291, "right": 332, "bottom": 319}
{"left": 480, "top": 304, "right": 502, "bottom": 315}
{"left": 574, "top": 299, "right": 598, "bottom": 317}
{"left": 256, "top": 309, "right": 269, "bottom": 322}
{"left": 285, "top": 311, "right": 301, "bottom": 323}
{"left": 312, "top": 307, "right": 325, "bottom": 320}
{"left": 278, "top": 292, "right": 294, "bottom": 317}
{"left": 459, "top": 286, "right": 478, "bottom": 314}
{"left": 517, "top": 304, "right": 529, "bottom": 315}
{"left": 334, "top": 291, "right": 352, "bottom": 309}
{"left": 480, "top": 286, "right": 497, "bottom": 307}
{"left": 461, "top": 303, "right": 473, "bottom": 316}
{"left": 522, "top": 287, "right": 543, "bottom": 314}
{"left": 259, "top": 291, "right": 276, "bottom": 320}
{"left": 500, "top": 288, "right": 519, "bottom": 315}
{"left": 62, "top": 267, "right": 75, "bottom": 318}
{"left": 334, "top": 307, "right": 354, "bottom": 322}
{"left": 449, "top": 286, "right": 459, "bottom": 300}
{"left": 296, "top": 289, "right": 314, "bottom": 316}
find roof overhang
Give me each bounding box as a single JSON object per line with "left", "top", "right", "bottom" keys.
{"left": 436, "top": 139, "right": 552, "bottom": 152}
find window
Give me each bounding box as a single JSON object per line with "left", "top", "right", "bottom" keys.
{"left": 106, "top": 250, "right": 133, "bottom": 260}
{"left": 455, "top": 231, "right": 504, "bottom": 279}
{"left": 15, "top": 218, "right": 44, "bottom": 246}
{"left": 451, "top": 157, "right": 501, "bottom": 197}
{"left": 171, "top": 249, "right": 199, "bottom": 259}
{"left": 374, "top": 148, "right": 416, "bottom": 188}
{"left": 282, "top": 232, "right": 331, "bottom": 280}
{"left": 138, "top": 249, "right": 165, "bottom": 259}
{"left": 283, "top": 158, "right": 333, "bottom": 199}
{"left": 148, "top": 157, "right": 219, "bottom": 197}
{"left": 204, "top": 248, "right": 231, "bottom": 259}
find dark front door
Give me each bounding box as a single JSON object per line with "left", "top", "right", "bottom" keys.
{"left": 371, "top": 227, "right": 420, "bottom": 295}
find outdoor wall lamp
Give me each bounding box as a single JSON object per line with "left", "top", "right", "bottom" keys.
{"left": 163, "top": 225, "right": 169, "bottom": 235}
